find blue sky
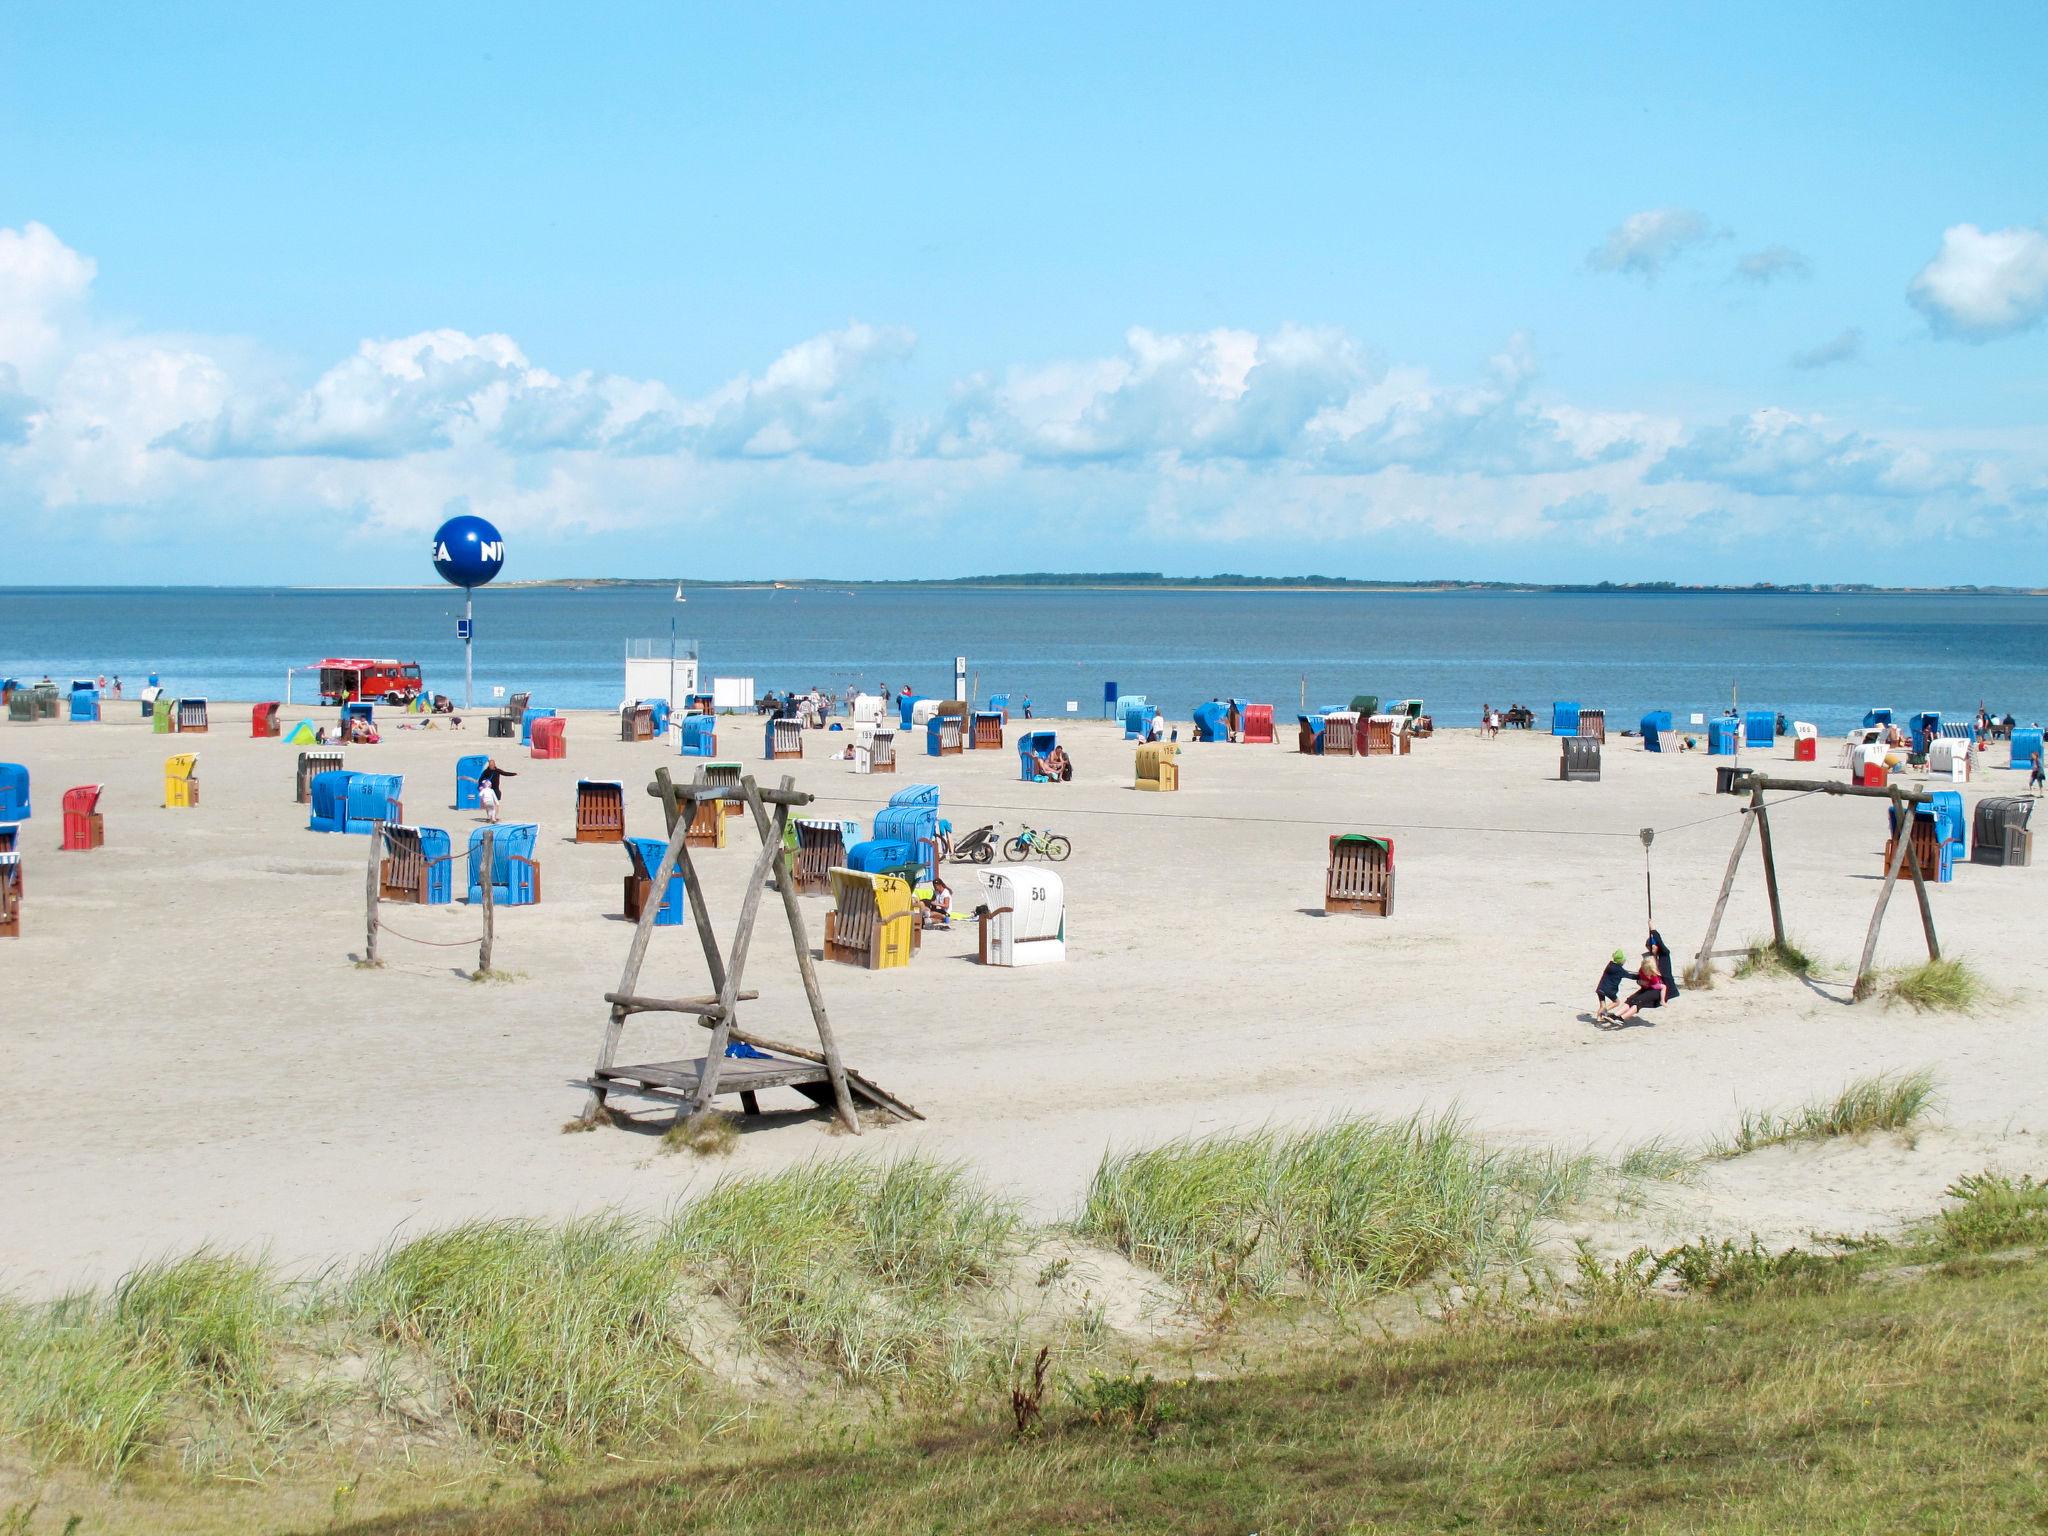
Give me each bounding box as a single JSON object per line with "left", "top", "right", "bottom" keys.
{"left": 2, "top": 1, "right": 2044, "bottom": 584}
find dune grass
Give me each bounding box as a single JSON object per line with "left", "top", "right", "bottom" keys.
{"left": 1711, "top": 1068, "right": 1937, "bottom": 1159}
{"left": 660, "top": 1111, "right": 741, "bottom": 1158}
{"left": 1733, "top": 934, "right": 1816, "bottom": 978}
{"left": 0, "top": 1250, "right": 311, "bottom": 1477}
{"left": 1884, "top": 956, "right": 1986, "bottom": 1013}
{"left": 1076, "top": 1115, "right": 1595, "bottom": 1306}
{"left": 1611, "top": 1135, "right": 1698, "bottom": 1183}
{"left": 352, "top": 1214, "right": 695, "bottom": 1462}
{"left": 666, "top": 1157, "right": 1019, "bottom": 1384}
{"left": 326, "top": 1241, "right": 2048, "bottom": 1536}
{"left": 1936, "top": 1171, "right": 2048, "bottom": 1253}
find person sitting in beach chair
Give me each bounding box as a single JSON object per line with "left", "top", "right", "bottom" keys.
{"left": 1594, "top": 949, "right": 1631, "bottom": 1023}
{"left": 1046, "top": 745, "right": 1072, "bottom": 782}
{"left": 915, "top": 874, "right": 953, "bottom": 929}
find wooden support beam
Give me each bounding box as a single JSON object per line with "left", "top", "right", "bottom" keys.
{"left": 580, "top": 806, "right": 692, "bottom": 1121}
{"left": 603, "top": 990, "right": 760, "bottom": 1016}
{"left": 364, "top": 819, "right": 383, "bottom": 965}
{"left": 741, "top": 773, "right": 860, "bottom": 1134}
{"left": 689, "top": 778, "right": 788, "bottom": 1118}
{"left": 1854, "top": 793, "right": 1915, "bottom": 1000}
{"left": 1691, "top": 797, "right": 1758, "bottom": 982}
{"left": 1729, "top": 772, "right": 1931, "bottom": 804}
{"left": 1751, "top": 787, "right": 1786, "bottom": 950}
{"left": 646, "top": 777, "right": 815, "bottom": 810}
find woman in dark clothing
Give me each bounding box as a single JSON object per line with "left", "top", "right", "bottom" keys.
{"left": 1645, "top": 929, "right": 1679, "bottom": 1000}
{"left": 478, "top": 758, "right": 518, "bottom": 823}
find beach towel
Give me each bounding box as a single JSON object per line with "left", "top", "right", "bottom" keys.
{"left": 725, "top": 1040, "right": 773, "bottom": 1060}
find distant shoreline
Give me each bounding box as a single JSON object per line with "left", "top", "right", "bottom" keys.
{"left": 4, "top": 579, "right": 2041, "bottom": 596}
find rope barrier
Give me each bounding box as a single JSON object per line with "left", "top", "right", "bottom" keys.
{"left": 375, "top": 924, "right": 486, "bottom": 949}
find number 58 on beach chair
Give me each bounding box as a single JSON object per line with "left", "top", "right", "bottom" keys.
{"left": 1324, "top": 834, "right": 1394, "bottom": 916}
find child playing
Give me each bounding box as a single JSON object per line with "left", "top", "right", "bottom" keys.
{"left": 1595, "top": 949, "right": 1631, "bottom": 1022}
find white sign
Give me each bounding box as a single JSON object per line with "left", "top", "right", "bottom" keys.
{"left": 712, "top": 676, "right": 756, "bottom": 710}
{"left": 1065, "top": 701, "right": 1079, "bottom": 712}
{"left": 493, "top": 686, "right": 505, "bottom": 698}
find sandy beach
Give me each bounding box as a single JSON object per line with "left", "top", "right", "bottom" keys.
{"left": 3, "top": 706, "right": 2043, "bottom": 1296}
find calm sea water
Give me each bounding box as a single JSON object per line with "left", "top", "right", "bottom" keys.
{"left": 2, "top": 586, "right": 2044, "bottom": 733}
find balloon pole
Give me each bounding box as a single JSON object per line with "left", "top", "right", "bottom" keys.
{"left": 465, "top": 590, "right": 475, "bottom": 709}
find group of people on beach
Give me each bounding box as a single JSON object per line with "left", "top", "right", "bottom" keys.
{"left": 1595, "top": 930, "right": 1679, "bottom": 1025}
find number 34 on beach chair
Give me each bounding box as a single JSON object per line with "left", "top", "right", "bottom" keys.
{"left": 823, "top": 868, "right": 917, "bottom": 969}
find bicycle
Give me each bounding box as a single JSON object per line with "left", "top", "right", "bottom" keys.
{"left": 1002, "top": 824, "right": 1071, "bottom": 862}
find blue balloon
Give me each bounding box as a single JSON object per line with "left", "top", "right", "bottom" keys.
{"left": 431, "top": 515, "right": 505, "bottom": 589}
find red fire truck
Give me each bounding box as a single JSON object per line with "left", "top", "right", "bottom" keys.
{"left": 313, "top": 658, "right": 424, "bottom": 706}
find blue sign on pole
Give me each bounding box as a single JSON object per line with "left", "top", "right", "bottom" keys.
{"left": 431, "top": 515, "right": 504, "bottom": 708}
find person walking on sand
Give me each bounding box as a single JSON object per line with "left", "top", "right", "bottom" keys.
{"left": 1594, "top": 949, "right": 1631, "bottom": 1023}
{"left": 477, "top": 758, "right": 517, "bottom": 823}
{"left": 2031, "top": 748, "right": 2045, "bottom": 797}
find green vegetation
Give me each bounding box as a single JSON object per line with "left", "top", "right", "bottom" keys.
{"left": 1076, "top": 1114, "right": 1595, "bottom": 1307}
{"left": 660, "top": 1110, "right": 740, "bottom": 1157}
{"left": 1935, "top": 1170, "right": 2048, "bottom": 1253}
{"left": 1884, "top": 956, "right": 1986, "bottom": 1013}
{"left": 1733, "top": 934, "right": 1816, "bottom": 978}
{"left": 326, "top": 1238, "right": 2048, "bottom": 1535}
{"left": 1711, "top": 1067, "right": 1937, "bottom": 1158}
{"left": 352, "top": 1215, "right": 693, "bottom": 1461}
{"left": 1611, "top": 1134, "right": 1698, "bottom": 1183}
{"left": 668, "top": 1157, "right": 1018, "bottom": 1383}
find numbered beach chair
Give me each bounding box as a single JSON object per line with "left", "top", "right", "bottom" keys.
{"left": 33, "top": 684, "right": 60, "bottom": 719}
{"left": 467, "top": 823, "right": 541, "bottom": 905}
{"left": 164, "top": 753, "right": 200, "bottom": 808}
{"left": 1324, "top": 834, "right": 1395, "bottom": 916}
{"left": 1707, "top": 718, "right": 1740, "bottom": 756}
{"left": 1321, "top": 711, "right": 1360, "bottom": 756}
{"left": 622, "top": 836, "right": 686, "bottom": 925}
{"left": 1242, "top": 703, "right": 1275, "bottom": 744}
{"left": 823, "top": 868, "right": 917, "bottom": 969}
{"left": 873, "top": 785, "right": 941, "bottom": 881}
{"left": 518, "top": 706, "right": 553, "bottom": 747}
{"left": 1744, "top": 710, "right": 1776, "bottom": 749}
{"left": 852, "top": 693, "right": 885, "bottom": 727}
{"left": 978, "top": 869, "right": 1066, "bottom": 966}
{"left": 971, "top": 710, "right": 1005, "bottom": 751}
{"left": 152, "top": 694, "right": 174, "bottom": 734}
{"left": 6, "top": 693, "right": 32, "bottom": 723}
{"left": 1578, "top": 709, "right": 1606, "bottom": 744}
{"left": 1882, "top": 803, "right": 1952, "bottom": 883}
{"left": 703, "top": 761, "right": 744, "bottom": 818}
{"left": 343, "top": 773, "right": 404, "bottom": 832}
{"left": 678, "top": 714, "right": 717, "bottom": 758}
{"left": 176, "top": 698, "right": 209, "bottom": 733}
{"left": 765, "top": 717, "right": 804, "bottom": 761}
{"left": 250, "top": 701, "right": 280, "bottom": 738}
{"left": 530, "top": 717, "right": 567, "bottom": 759}
{"left": 0, "top": 764, "right": 28, "bottom": 822}
{"left": 794, "top": 819, "right": 852, "bottom": 895}
{"left": 2008, "top": 727, "right": 2044, "bottom": 774}
{"left": 61, "top": 785, "right": 104, "bottom": 851}
{"left": 574, "top": 779, "right": 626, "bottom": 843}
{"left": 1969, "top": 797, "right": 2033, "bottom": 868}
{"left": 1135, "top": 742, "right": 1179, "bottom": 791}
{"left": 1927, "top": 738, "right": 1969, "bottom": 783}
{"left": 1551, "top": 702, "right": 1580, "bottom": 737}
{"left": 925, "top": 714, "right": 963, "bottom": 757}
{"left": 379, "top": 824, "right": 453, "bottom": 905}
{"left": 1120, "top": 699, "right": 1154, "bottom": 740}
{"left": 619, "top": 701, "right": 656, "bottom": 741}
{"left": 867, "top": 729, "right": 897, "bottom": 774}
{"left": 0, "top": 853, "right": 19, "bottom": 939}
{"left": 1792, "top": 721, "right": 1818, "bottom": 762}
{"left": 68, "top": 686, "right": 99, "bottom": 723}
{"left": 1560, "top": 736, "right": 1601, "bottom": 782}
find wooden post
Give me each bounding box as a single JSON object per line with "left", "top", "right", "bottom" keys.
{"left": 1751, "top": 786, "right": 1786, "bottom": 950}
{"left": 1690, "top": 794, "right": 1758, "bottom": 981}
{"left": 742, "top": 774, "right": 860, "bottom": 1134}
{"left": 477, "top": 828, "right": 496, "bottom": 977}
{"left": 580, "top": 808, "right": 693, "bottom": 1122}
{"left": 1903, "top": 820, "right": 1941, "bottom": 962}
{"left": 1854, "top": 795, "right": 1914, "bottom": 999}
{"left": 690, "top": 779, "right": 789, "bottom": 1118}
{"left": 364, "top": 819, "right": 383, "bottom": 965}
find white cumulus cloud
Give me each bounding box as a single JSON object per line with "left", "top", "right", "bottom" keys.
{"left": 1909, "top": 223, "right": 2048, "bottom": 341}
{"left": 1649, "top": 407, "right": 1972, "bottom": 499}
{"left": 1587, "top": 208, "right": 1722, "bottom": 279}
{"left": 1789, "top": 328, "right": 1863, "bottom": 370}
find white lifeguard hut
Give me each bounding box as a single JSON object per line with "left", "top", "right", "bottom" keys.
{"left": 624, "top": 637, "right": 698, "bottom": 710}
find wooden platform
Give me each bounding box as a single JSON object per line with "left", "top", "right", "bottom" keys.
{"left": 590, "top": 1056, "right": 922, "bottom": 1121}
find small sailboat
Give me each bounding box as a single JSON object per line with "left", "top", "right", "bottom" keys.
{"left": 673, "top": 584, "right": 686, "bottom": 602}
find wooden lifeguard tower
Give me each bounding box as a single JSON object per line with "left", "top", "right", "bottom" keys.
{"left": 575, "top": 767, "right": 920, "bottom": 1133}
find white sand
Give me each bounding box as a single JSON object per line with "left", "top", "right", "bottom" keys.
{"left": 3, "top": 706, "right": 2043, "bottom": 1295}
